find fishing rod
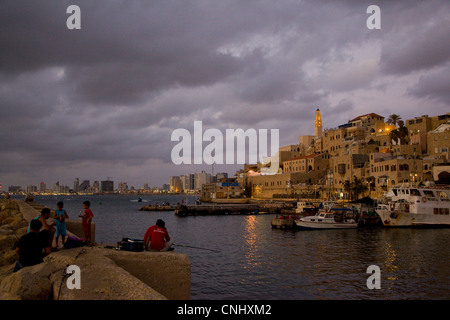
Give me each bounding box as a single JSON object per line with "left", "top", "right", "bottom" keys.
{"left": 173, "top": 243, "right": 220, "bottom": 253}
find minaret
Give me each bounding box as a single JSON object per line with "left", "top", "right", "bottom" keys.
{"left": 314, "top": 108, "right": 322, "bottom": 137}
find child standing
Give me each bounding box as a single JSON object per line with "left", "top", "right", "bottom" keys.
{"left": 54, "top": 201, "right": 69, "bottom": 248}
{"left": 79, "top": 201, "right": 94, "bottom": 245}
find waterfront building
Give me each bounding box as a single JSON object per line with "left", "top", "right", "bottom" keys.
{"left": 349, "top": 113, "right": 385, "bottom": 128}
{"left": 407, "top": 112, "right": 450, "bottom": 155}
{"left": 26, "top": 185, "right": 37, "bottom": 194}
{"left": 39, "top": 182, "right": 46, "bottom": 194}
{"left": 282, "top": 153, "right": 330, "bottom": 174}
{"left": 246, "top": 171, "right": 327, "bottom": 199}
{"left": 201, "top": 179, "right": 243, "bottom": 200}
{"left": 170, "top": 176, "right": 183, "bottom": 193}
{"left": 433, "top": 164, "right": 450, "bottom": 184}
{"left": 278, "top": 144, "right": 304, "bottom": 164}
{"left": 215, "top": 172, "right": 228, "bottom": 182}
{"left": 53, "top": 181, "right": 60, "bottom": 193}
{"left": 427, "top": 123, "right": 450, "bottom": 161}
{"left": 183, "top": 174, "right": 195, "bottom": 192}
{"left": 213, "top": 110, "right": 450, "bottom": 200}
{"left": 79, "top": 180, "right": 90, "bottom": 192}
{"left": 118, "top": 182, "right": 128, "bottom": 193}
{"left": 331, "top": 153, "right": 370, "bottom": 199}
{"left": 73, "top": 178, "right": 79, "bottom": 193}
{"left": 406, "top": 113, "right": 450, "bottom": 136}
{"left": 194, "top": 171, "right": 211, "bottom": 191}
{"left": 92, "top": 181, "right": 100, "bottom": 193}
{"left": 101, "top": 180, "right": 114, "bottom": 192}
{"left": 8, "top": 186, "right": 22, "bottom": 194}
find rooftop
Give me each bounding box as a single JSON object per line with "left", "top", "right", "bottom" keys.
{"left": 350, "top": 113, "right": 384, "bottom": 122}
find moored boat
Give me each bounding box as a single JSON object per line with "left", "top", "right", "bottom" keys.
{"left": 294, "top": 209, "right": 358, "bottom": 230}
{"left": 375, "top": 185, "right": 450, "bottom": 227}
{"left": 271, "top": 215, "right": 297, "bottom": 229}
{"left": 295, "top": 201, "right": 318, "bottom": 215}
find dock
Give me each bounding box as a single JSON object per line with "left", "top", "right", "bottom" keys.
{"left": 140, "top": 205, "right": 174, "bottom": 212}
{"left": 175, "top": 204, "right": 262, "bottom": 216}
{"left": 139, "top": 200, "right": 296, "bottom": 217}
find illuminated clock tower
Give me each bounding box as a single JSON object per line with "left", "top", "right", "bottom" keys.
{"left": 314, "top": 108, "right": 322, "bottom": 137}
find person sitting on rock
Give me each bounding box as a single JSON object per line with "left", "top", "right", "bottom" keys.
{"left": 143, "top": 219, "right": 173, "bottom": 251}
{"left": 14, "top": 219, "right": 52, "bottom": 272}
{"left": 28, "top": 208, "right": 56, "bottom": 249}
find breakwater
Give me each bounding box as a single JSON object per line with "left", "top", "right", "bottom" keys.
{"left": 0, "top": 198, "right": 191, "bottom": 300}
{"left": 140, "top": 200, "right": 296, "bottom": 216}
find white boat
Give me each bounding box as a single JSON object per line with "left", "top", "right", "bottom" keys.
{"left": 375, "top": 186, "right": 450, "bottom": 227}
{"left": 295, "top": 201, "right": 317, "bottom": 214}
{"left": 294, "top": 210, "right": 358, "bottom": 230}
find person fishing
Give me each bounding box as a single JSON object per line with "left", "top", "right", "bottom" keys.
{"left": 143, "top": 219, "right": 173, "bottom": 251}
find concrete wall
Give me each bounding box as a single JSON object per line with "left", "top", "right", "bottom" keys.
{"left": 65, "top": 219, "right": 96, "bottom": 244}
{"left": 107, "top": 250, "right": 191, "bottom": 300}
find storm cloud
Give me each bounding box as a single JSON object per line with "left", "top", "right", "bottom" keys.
{"left": 0, "top": 0, "right": 449, "bottom": 188}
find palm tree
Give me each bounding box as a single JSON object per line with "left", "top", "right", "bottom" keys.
{"left": 351, "top": 177, "right": 368, "bottom": 200}
{"left": 397, "top": 120, "right": 409, "bottom": 144}
{"left": 389, "top": 128, "right": 399, "bottom": 144}
{"left": 387, "top": 114, "right": 402, "bottom": 126}
{"left": 389, "top": 121, "right": 409, "bottom": 145}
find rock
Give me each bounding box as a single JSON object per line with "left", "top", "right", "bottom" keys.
{"left": 0, "top": 200, "right": 19, "bottom": 211}
{"left": 0, "top": 291, "right": 19, "bottom": 300}
{"left": 1, "top": 250, "right": 18, "bottom": 266}
{"left": 0, "top": 263, "right": 54, "bottom": 300}
{"left": 0, "top": 228, "right": 13, "bottom": 236}
{"left": 0, "top": 235, "right": 16, "bottom": 252}
{"left": 15, "top": 227, "right": 28, "bottom": 238}
{"left": 1, "top": 216, "right": 28, "bottom": 230}
{"left": 0, "top": 211, "right": 11, "bottom": 220}
{"left": 24, "top": 194, "right": 34, "bottom": 203}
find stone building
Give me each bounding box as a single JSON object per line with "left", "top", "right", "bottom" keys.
{"left": 282, "top": 153, "right": 330, "bottom": 174}
{"left": 427, "top": 123, "right": 450, "bottom": 160}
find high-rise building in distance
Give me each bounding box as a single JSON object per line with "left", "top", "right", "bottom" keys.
{"left": 74, "top": 178, "right": 79, "bottom": 193}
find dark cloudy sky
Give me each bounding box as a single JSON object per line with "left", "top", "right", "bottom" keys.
{"left": 1, "top": 0, "right": 449, "bottom": 189}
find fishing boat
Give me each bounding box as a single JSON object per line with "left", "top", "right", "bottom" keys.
{"left": 375, "top": 185, "right": 450, "bottom": 227}
{"left": 294, "top": 208, "right": 358, "bottom": 230}
{"left": 295, "top": 201, "right": 317, "bottom": 215}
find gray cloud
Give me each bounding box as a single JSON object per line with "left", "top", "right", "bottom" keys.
{"left": 1, "top": 0, "right": 449, "bottom": 188}
{"left": 408, "top": 64, "right": 450, "bottom": 105}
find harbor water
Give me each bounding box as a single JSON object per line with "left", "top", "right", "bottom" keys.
{"left": 27, "top": 195, "right": 450, "bottom": 300}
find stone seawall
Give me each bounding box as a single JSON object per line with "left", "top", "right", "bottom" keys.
{"left": 0, "top": 199, "right": 191, "bottom": 300}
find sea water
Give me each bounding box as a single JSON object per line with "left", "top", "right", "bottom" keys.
{"left": 25, "top": 195, "right": 450, "bottom": 299}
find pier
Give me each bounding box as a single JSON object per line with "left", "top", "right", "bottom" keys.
{"left": 174, "top": 202, "right": 295, "bottom": 216}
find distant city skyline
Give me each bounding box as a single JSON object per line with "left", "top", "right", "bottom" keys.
{"left": 1, "top": 1, "right": 449, "bottom": 189}
{"left": 5, "top": 169, "right": 233, "bottom": 192}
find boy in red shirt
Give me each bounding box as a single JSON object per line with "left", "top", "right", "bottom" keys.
{"left": 79, "top": 201, "right": 94, "bottom": 245}
{"left": 144, "top": 219, "right": 173, "bottom": 251}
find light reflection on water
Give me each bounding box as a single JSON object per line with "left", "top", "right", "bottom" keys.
{"left": 29, "top": 194, "right": 450, "bottom": 300}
